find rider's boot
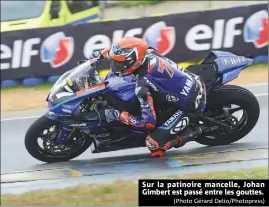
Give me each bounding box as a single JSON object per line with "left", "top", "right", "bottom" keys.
{"left": 145, "top": 135, "right": 165, "bottom": 158}
{"left": 171, "top": 126, "right": 202, "bottom": 149}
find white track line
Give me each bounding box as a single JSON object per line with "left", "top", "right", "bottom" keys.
{"left": 1, "top": 116, "right": 41, "bottom": 122}
{"left": 255, "top": 93, "right": 268, "bottom": 97}
{"left": 1, "top": 93, "right": 268, "bottom": 122}
{"left": 242, "top": 82, "right": 268, "bottom": 87}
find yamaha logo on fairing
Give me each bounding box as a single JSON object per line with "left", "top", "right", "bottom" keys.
{"left": 166, "top": 94, "right": 179, "bottom": 102}
{"left": 62, "top": 108, "right": 72, "bottom": 113}
{"left": 164, "top": 110, "right": 183, "bottom": 127}
{"left": 170, "top": 117, "right": 189, "bottom": 135}
{"left": 62, "top": 104, "right": 73, "bottom": 109}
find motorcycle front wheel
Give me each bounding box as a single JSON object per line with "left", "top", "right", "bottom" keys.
{"left": 25, "top": 115, "right": 92, "bottom": 163}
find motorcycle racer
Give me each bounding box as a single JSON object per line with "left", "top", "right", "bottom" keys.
{"left": 83, "top": 37, "right": 206, "bottom": 157}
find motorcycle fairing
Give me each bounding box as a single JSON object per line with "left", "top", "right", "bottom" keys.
{"left": 44, "top": 51, "right": 254, "bottom": 153}
{"left": 104, "top": 76, "right": 137, "bottom": 102}
{"left": 47, "top": 84, "right": 106, "bottom": 120}
{"left": 196, "top": 51, "right": 253, "bottom": 91}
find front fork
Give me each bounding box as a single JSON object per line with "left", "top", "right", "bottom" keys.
{"left": 46, "top": 111, "right": 74, "bottom": 145}
{"left": 57, "top": 124, "right": 73, "bottom": 145}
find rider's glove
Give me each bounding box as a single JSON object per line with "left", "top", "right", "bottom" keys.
{"left": 90, "top": 50, "right": 102, "bottom": 59}
{"left": 78, "top": 49, "right": 109, "bottom": 66}
{"left": 77, "top": 51, "right": 103, "bottom": 66}
{"left": 105, "top": 108, "right": 120, "bottom": 122}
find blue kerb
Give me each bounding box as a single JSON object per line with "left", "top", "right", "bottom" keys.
{"left": 167, "top": 159, "right": 182, "bottom": 168}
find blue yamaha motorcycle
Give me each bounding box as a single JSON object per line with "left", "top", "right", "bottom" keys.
{"left": 25, "top": 51, "right": 260, "bottom": 163}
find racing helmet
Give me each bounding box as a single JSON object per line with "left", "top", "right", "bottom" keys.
{"left": 109, "top": 37, "right": 149, "bottom": 75}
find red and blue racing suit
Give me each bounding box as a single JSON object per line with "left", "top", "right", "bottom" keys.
{"left": 101, "top": 48, "right": 206, "bottom": 154}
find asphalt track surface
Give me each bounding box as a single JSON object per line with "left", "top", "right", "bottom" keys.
{"left": 1, "top": 84, "right": 268, "bottom": 175}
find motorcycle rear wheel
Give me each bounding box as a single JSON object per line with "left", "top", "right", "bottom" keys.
{"left": 25, "top": 115, "right": 92, "bottom": 163}
{"left": 196, "top": 85, "right": 260, "bottom": 146}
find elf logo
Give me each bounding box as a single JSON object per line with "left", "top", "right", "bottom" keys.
{"left": 83, "top": 21, "right": 175, "bottom": 58}
{"left": 40, "top": 32, "right": 74, "bottom": 68}
{"left": 185, "top": 17, "right": 245, "bottom": 51}
{"left": 1, "top": 32, "right": 74, "bottom": 70}
{"left": 186, "top": 10, "right": 269, "bottom": 51}
{"left": 243, "top": 10, "right": 268, "bottom": 48}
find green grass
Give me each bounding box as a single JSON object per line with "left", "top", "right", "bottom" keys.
{"left": 1, "top": 166, "right": 268, "bottom": 206}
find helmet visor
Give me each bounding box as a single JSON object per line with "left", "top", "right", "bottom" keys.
{"left": 110, "top": 59, "right": 132, "bottom": 73}
{"left": 110, "top": 49, "right": 137, "bottom": 74}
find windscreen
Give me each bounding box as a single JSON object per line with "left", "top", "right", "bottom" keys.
{"left": 48, "top": 60, "right": 103, "bottom": 105}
